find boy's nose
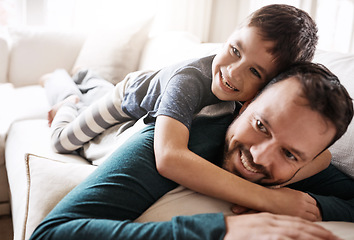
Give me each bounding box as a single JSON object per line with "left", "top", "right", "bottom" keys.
{"left": 227, "top": 62, "right": 246, "bottom": 80}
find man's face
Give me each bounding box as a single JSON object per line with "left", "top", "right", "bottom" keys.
{"left": 211, "top": 26, "right": 278, "bottom": 102}
{"left": 222, "top": 77, "right": 336, "bottom": 186}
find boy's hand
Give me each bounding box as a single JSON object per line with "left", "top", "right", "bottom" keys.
{"left": 268, "top": 187, "right": 322, "bottom": 221}
{"left": 224, "top": 213, "right": 340, "bottom": 240}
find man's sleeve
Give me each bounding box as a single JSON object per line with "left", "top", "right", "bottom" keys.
{"left": 289, "top": 164, "right": 354, "bottom": 222}
{"left": 309, "top": 194, "right": 354, "bottom": 221}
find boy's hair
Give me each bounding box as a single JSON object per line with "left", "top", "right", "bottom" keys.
{"left": 246, "top": 4, "right": 318, "bottom": 72}
{"left": 266, "top": 62, "right": 353, "bottom": 149}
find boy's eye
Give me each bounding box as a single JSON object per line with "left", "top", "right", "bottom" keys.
{"left": 232, "top": 46, "right": 241, "bottom": 58}
{"left": 250, "top": 67, "right": 261, "bottom": 79}
{"left": 283, "top": 149, "right": 297, "bottom": 161}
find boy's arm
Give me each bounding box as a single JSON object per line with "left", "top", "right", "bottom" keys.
{"left": 154, "top": 115, "right": 272, "bottom": 211}
{"left": 154, "top": 115, "right": 327, "bottom": 221}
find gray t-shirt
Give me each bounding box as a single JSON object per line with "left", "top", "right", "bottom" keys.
{"left": 122, "top": 55, "right": 223, "bottom": 130}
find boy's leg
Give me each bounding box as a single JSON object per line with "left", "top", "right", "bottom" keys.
{"left": 41, "top": 69, "right": 82, "bottom": 106}
{"left": 72, "top": 69, "right": 115, "bottom": 107}
{"left": 50, "top": 79, "right": 131, "bottom": 153}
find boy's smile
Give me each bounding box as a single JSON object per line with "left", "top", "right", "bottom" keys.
{"left": 220, "top": 71, "right": 239, "bottom": 92}
{"left": 211, "top": 26, "right": 278, "bottom": 102}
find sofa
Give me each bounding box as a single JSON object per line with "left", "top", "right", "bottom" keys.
{"left": 1, "top": 19, "right": 354, "bottom": 240}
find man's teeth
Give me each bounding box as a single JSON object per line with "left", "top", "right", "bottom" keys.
{"left": 221, "top": 75, "right": 238, "bottom": 91}
{"left": 241, "top": 153, "right": 258, "bottom": 173}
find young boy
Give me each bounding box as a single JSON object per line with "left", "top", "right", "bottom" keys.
{"left": 44, "top": 4, "right": 324, "bottom": 217}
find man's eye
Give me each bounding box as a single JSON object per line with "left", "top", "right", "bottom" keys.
{"left": 232, "top": 46, "right": 241, "bottom": 58}
{"left": 283, "top": 149, "right": 297, "bottom": 161}
{"left": 256, "top": 120, "right": 267, "bottom": 133}
{"left": 250, "top": 67, "right": 261, "bottom": 79}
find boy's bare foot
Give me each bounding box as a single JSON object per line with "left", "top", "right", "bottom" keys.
{"left": 48, "top": 95, "right": 80, "bottom": 127}
{"left": 39, "top": 73, "right": 53, "bottom": 87}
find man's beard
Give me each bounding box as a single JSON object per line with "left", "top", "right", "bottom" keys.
{"left": 221, "top": 141, "right": 294, "bottom": 187}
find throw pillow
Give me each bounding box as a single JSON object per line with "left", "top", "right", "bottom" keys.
{"left": 24, "top": 154, "right": 96, "bottom": 240}
{"left": 72, "top": 17, "right": 153, "bottom": 85}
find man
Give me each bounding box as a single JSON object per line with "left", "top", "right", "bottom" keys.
{"left": 30, "top": 62, "right": 353, "bottom": 240}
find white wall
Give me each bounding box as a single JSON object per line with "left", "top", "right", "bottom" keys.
{"left": 1, "top": 0, "right": 353, "bottom": 53}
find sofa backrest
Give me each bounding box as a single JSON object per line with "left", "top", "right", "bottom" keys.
{"left": 138, "top": 31, "right": 221, "bottom": 71}
{"left": 2, "top": 28, "right": 221, "bottom": 88}
{"left": 7, "top": 28, "right": 85, "bottom": 87}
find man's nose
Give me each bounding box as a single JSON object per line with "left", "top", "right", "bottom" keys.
{"left": 250, "top": 141, "right": 278, "bottom": 167}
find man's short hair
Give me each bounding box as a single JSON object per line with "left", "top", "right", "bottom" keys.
{"left": 265, "top": 62, "right": 353, "bottom": 148}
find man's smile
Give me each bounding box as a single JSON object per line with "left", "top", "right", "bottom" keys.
{"left": 240, "top": 150, "right": 259, "bottom": 173}
{"left": 235, "top": 146, "right": 271, "bottom": 183}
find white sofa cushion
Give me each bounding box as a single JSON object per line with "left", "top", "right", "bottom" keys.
{"left": 72, "top": 18, "right": 153, "bottom": 85}
{"left": 24, "top": 154, "right": 96, "bottom": 240}
{"left": 8, "top": 28, "right": 85, "bottom": 87}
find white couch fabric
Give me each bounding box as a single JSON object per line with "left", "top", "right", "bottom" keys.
{"left": 1, "top": 26, "right": 354, "bottom": 240}
{"left": 0, "top": 34, "right": 8, "bottom": 84}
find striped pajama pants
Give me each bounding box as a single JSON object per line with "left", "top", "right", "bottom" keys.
{"left": 49, "top": 70, "right": 143, "bottom": 153}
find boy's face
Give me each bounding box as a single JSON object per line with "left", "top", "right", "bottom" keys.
{"left": 222, "top": 78, "right": 336, "bottom": 186}
{"left": 211, "top": 26, "right": 278, "bottom": 102}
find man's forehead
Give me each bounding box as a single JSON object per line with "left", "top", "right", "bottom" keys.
{"left": 252, "top": 79, "right": 310, "bottom": 125}
{"left": 255, "top": 78, "right": 302, "bottom": 104}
